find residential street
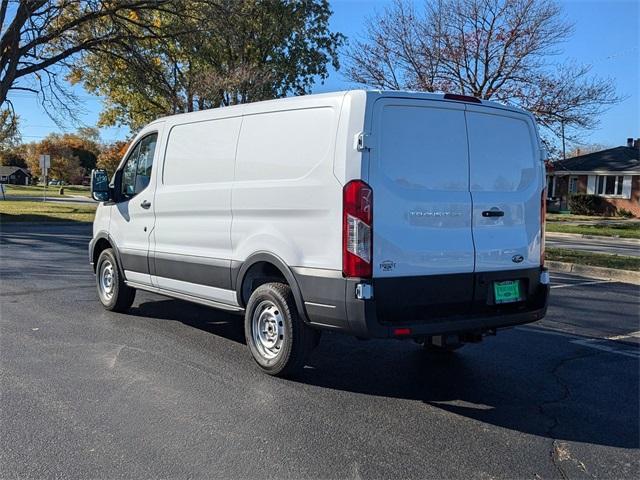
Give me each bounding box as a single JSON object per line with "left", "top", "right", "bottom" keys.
{"left": 2, "top": 195, "right": 96, "bottom": 204}
{"left": 546, "top": 232, "right": 640, "bottom": 257}
{"left": 1, "top": 223, "right": 638, "bottom": 479}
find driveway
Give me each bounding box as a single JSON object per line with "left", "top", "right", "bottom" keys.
{"left": 1, "top": 223, "right": 638, "bottom": 479}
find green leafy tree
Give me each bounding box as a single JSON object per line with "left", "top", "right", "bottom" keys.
{"left": 73, "top": 0, "right": 344, "bottom": 130}
{"left": 0, "top": 149, "right": 26, "bottom": 168}
{"left": 0, "top": 108, "right": 20, "bottom": 148}
{"left": 0, "top": 0, "right": 182, "bottom": 124}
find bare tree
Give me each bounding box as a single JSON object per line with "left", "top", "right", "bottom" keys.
{"left": 0, "top": 0, "right": 183, "bottom": 123}
{"left": 345, "top": 0, "right": 620, "bottom": 146}
{"left": 567, "top": 143, "right": 611, "bottom": 158}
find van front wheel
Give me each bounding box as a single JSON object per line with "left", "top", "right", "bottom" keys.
{"left": 96, "top": 248, "right": 135, "bottom": 312}
{"left": 244, "top": 282, "right": 313, "bottom": 377}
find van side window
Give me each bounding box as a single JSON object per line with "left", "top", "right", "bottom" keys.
{"left": 121, "top": 143, "right": 140, "bottom": 198}
{"left": 135, "top": 134, "right": 157, "bottom": 192}
{"left": 120, "top": 133, "right": 157, "bottom": 200}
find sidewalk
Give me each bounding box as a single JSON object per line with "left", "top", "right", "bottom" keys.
{"left": 546, "top": 232, "right": 640, "bottom": 257}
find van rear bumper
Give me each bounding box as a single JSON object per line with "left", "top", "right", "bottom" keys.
{"left": 344, "top": 279, "right": 548, "bottom": 339}
{"left": 294, "top": 267, "right": 549, "bottom": 339}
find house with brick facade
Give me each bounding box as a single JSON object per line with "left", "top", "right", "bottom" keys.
{"left": 546, "top": 138, "right": 640, "bottom": 217}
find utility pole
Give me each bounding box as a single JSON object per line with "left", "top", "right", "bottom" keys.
{"left": 561, "top": 119, "right": 566, "bottom": 161}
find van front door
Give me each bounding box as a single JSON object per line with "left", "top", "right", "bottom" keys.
{"left": 109, "top": 130, "right": 161, "bottom": 286}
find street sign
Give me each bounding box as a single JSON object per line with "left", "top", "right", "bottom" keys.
{"left": 39, "top": 154, "right": 51, "bottom": 174}
{"left": 39, "top": 154, "right": 51, "bottom": 200}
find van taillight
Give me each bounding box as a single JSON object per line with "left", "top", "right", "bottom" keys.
{"left": 541, "top": 189, "right": 546, "bottom": 266}
{"left": 443, "top": 93, "right": 482, "bottom": 103}
{"left": 343, "top": 180, "right": 373, "bottom": 278}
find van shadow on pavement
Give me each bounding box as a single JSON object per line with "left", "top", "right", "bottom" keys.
{"left": 131, "top": 296, "right": 638, "bottom": 451}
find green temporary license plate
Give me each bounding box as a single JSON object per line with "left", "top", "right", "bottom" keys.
{"left": 493, "top": 280, "right": 523, "bottom": 304}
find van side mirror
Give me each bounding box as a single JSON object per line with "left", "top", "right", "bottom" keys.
{"left": 91, "top": 169, "right": 111, "bottom": 202}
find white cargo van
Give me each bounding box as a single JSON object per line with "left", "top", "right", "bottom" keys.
{"left": 90, "top": 90, "right": 549, "bottom": 376}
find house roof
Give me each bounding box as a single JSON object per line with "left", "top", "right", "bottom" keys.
{"left": 551, "top": 146, "right": 640, "bottom": 173}
{"left": 0, "top": 166, "right": 31, "bottom": 177}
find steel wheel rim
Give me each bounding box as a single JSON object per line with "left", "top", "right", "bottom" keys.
{"left": 98, "top": 259, "right": 115, "bottom": 302}
{"left": 252, "top": 300, "right": 284, "bottom": 360}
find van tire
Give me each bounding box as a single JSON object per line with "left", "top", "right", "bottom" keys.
{"left": 244, "top": 282, "right": 313, "bottom": 377}
{"left": 96, "top": 248, "right": 136, "bottom": 312}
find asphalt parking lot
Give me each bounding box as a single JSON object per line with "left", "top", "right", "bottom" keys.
{"left": 1, "top": 223, "right": 639, "bottom": 479}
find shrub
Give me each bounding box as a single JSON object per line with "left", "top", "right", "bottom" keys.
{"left": 567, "top": 194, "right": 618, "bottom": 216}
{"left": 618, "top": 208, "right": 635, "bottom": 218}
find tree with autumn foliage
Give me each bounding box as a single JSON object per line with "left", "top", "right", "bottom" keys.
{"left": 345, "top": 0, "right": 619, "bottom": 150}
{"left": 96, "top": 141, "right": 129, "bottom": 176}
{"left": 24, "top": 129, "right": 101, "bottom": 183}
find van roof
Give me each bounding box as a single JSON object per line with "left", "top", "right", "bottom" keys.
{"left": 153, "top": 89, "right": 532, "bottom": 125}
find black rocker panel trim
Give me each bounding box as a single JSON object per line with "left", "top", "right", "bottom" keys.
{"left": 151, "top": 252, "right": 231, "bottom": 290}
{"left": 120, "top": 250, "right": 150, "bottom": 275}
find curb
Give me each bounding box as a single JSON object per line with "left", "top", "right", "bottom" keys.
{"left": 547, "top": 261, "right": 640, "bottom": 285}
{"left": 0, "top": 221, "right": 92, "bottom": 228}
{"left": 546, "top": 231, "right": 640, "bottom": 245}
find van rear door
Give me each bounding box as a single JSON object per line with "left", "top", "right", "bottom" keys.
{"left": 368, "top": 98, "right": 475, "bottom": 317}
{"left": 369, "top": 99, "right": 475, "bottom": 277}
{"left": 465, "top": 106, "right": 543, "bottom": 272}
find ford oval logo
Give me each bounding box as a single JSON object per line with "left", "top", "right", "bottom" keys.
{"left": 512, "top": 255, "right": 524, "bottom": 263}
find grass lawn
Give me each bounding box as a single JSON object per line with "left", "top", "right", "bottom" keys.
{"left": 546, "top": 248, "right": 640, "bottom": 271}
{"left": 3, "top": 184, "right": 91, "bottom": 197}
{"left": 545, "top": 213, "right": 627, "bottom": 222}
{"left": 0, "top": 200, "right": 96, "bottom": 223}
{"left": 546, "top": 222, "right": 640, "bottom": 239}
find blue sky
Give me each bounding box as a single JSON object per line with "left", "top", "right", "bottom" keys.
{"left": 9, "top": 0, "right": 639, "bottom": 148}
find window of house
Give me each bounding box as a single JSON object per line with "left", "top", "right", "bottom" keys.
{"left": 546, "top": 176, "right": 556, "bottom": 197}
{"left": 595, "top": 175, "right": 625, "bottom": 196}
{"left": 569, "top": 176, "right": 578, "bottom": 194}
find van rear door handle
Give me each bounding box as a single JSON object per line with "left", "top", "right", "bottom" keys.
{"left": 482, "top": 210, "right": 504, "bottom": 217}
{"left": 140, "top": 200, "right": 151, "bottom": 209}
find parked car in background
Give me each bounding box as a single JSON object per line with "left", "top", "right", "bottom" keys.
{"left": 89, "top": 90, "right": 550, "bottom": 376}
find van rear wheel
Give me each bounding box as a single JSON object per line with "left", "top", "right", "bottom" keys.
{"left": 96, "top": 248, "right": 136, "bottom": 312}
{"left": 244, "top": 282, "right": 313, "bottom": 377}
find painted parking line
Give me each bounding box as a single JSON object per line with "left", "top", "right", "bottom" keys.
{"left": 550, "top": 279, "right": 613, "bottom": 289}
{"left": 606, "top": 331, "right": 640, "bottom": 341}
{"left": 517, "top": 326, "right": 640, "bottom": 359}
{"left": 569, "top": 339, "right": 640, "bottom": 359}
